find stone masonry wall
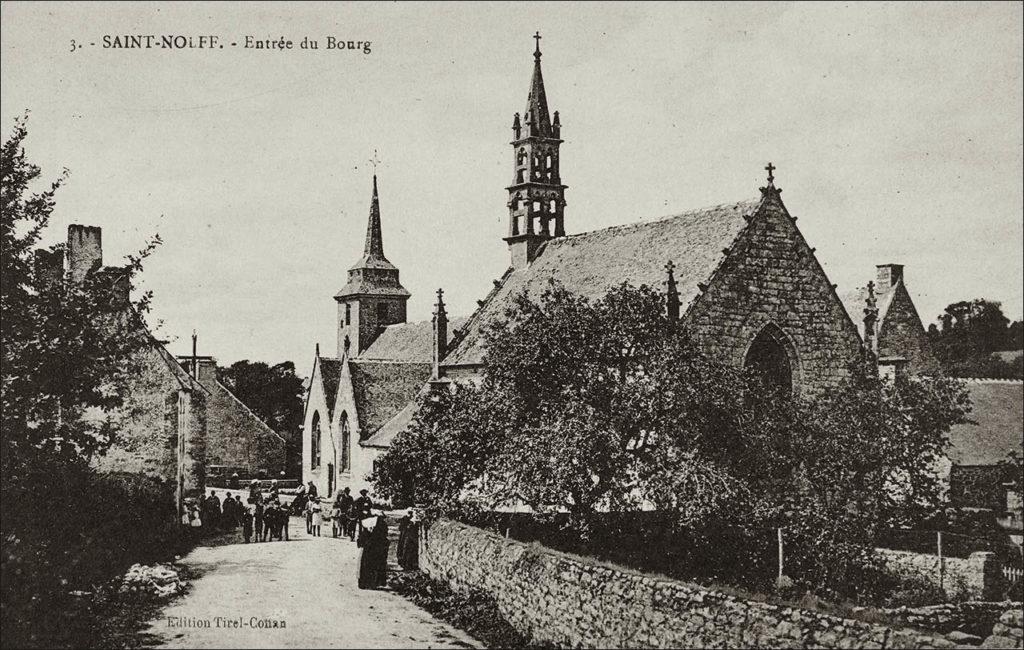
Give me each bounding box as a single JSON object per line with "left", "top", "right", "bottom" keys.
{"left": 201, "top": 379, "right": 286, "bottom": 475}
{"left": 981, "top": 608, "right": 1024, "bottom": 648}
{"left": 876, "top": 282, "right": 943, "bottom": 376}
{"left": 421, "top": 519, "right": 956, "bottom": 649}
{"left": 92, "top": 344, "right": 190, "bottom": 481}
{"left": 876, "top": 548, "right": 1006, "bottom": 601}
{"left": 685, "top": 191, "right": 863, "bottom": 397}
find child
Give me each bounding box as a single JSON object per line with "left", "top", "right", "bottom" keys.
{"left": 331, "top": 501, "right": 342, "bottom": 538}
{"left": 310, "top": 498, "right": 323, "bottom": 537}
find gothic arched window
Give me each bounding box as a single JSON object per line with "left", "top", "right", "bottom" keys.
{"left": 340, "top": 412, "right": 351, "bottom": 472}
{"left": 345, "top": 303, "right": 351, "bottom": 326}
{"left": 311, "top": 411, "right": 322, "bottom": 469}
{"left": 743, "top": 323, "right": 795, "bottom": 397}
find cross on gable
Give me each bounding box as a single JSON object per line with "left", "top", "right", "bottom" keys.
{"left": 765, "top": 162, "right": 776, "bottom": 184}
{"left": 665, "top": 260, "right": 676, "bottom": 276}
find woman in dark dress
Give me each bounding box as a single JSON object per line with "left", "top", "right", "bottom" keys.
{"left": 357, "top": 515, "right": 390, "bottom": 589}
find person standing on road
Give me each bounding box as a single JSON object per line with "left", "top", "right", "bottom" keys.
{"left": 310, "top": 498, "right": 323, "bottom": 537}
{"left": 357, "top": 513, "right": 389, "bottom": 589}
{"left": 204, "top": 491, "right": 222, "bottom": 530}
{"left": 336, "top": 488, "right": 355, "bottom": 540}
{"left": 353, "top": 489, "right": 373, "bottom": 539}
{"left": 254, "top": 500, "right": 265, "bottom": 542}
{"left": 241, "top": 504, "right": 254, "bottom": 543}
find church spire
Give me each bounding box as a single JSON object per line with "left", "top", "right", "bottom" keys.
{"left": 334, "top": 173, "right": 410, "bottom": 357}
{"left": 524, "top": 31, "right": 553, "bottom": 137}
{"left": 363, "top": 174, "right": 386, "bottom": 261}
{"left": 505, "top": 33, "right": 567, "bottom": 269}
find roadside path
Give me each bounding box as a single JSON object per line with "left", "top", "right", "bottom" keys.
{"left": 141, "top": 518, "right": 480, "bottom": 649}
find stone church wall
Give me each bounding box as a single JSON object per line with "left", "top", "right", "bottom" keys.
{"left": 420, "top": 519, "right": 956, "bottom": 649}
{"left": 686, "top": 193, "right": 863, "bottom": 397}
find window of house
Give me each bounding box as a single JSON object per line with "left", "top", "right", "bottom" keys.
{"left": 340, "top": 413, "right": 351, "bottom": 472}
{"left": 311, "top": 412, "right": 322, "bottom": 469}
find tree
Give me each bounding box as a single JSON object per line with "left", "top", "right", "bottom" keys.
{"left": 1, "top": 114, "right": 158, "bottom": 476}
{"left": 929, "top": 299, "right": 1022, "bottom": 378}
{"left": 217, "top": 360, "right": 304, "bottom": 476}
{"left": 374, "top": 279, "right": 971, "bottom": 598}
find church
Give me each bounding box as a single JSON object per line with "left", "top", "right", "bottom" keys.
{"left": 301, "top": 36, "right": 958, "bottom": 499}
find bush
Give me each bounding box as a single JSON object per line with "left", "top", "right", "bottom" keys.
{"left": 2, "top": 456, "right": 193, "bottom": 649}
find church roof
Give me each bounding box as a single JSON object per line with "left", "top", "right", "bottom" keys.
{"left": 947, "top": 379, "right": 1024, "bottom": 466}
{"left": 362, "top": 400, "right": 420, "bottom": 449}
{"left": 318, "top": 357, "right": 343, "bottom": 418}
{"left": 838, "top": 283, "right": 897, "bottom": 343}
{"left": 443, "top": 197, "right": 763, "bottom": 367}
{"left": 361, "top": 317, "right": 469, "bottom": 362}
{"left": 348, "top": 359, "right": 432, "bottom": 441}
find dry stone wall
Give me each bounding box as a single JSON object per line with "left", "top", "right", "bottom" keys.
{"left": 876, "top": 548, "right": 1006, "bottom": 601}
{"left": 421, "top": 519, "right": 957, "bottom": 649}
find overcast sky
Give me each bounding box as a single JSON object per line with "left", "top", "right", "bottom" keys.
{"left": 2, "top": 1, "right": 1022, "bottom": 371}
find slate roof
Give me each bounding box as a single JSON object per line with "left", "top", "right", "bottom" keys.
{"left": 947, "top": 379, "right": 1024, "bottom": 466}
{"left": 443, "top": 198, "right": 763, "bottom": 366}
{"left": 348, "top": 360, "right": 432, "bottom": 441}
{"left": 361, "top": 317, "right": 469, "bottom": 363}
{"left": 838, "top": 283, "right": 898, "bottom": 342}
{"left": 362, "top": 400, "right": 420, "bottom": 449}
{"left": 318, "top": 357, "right": 343, "bottom": 418}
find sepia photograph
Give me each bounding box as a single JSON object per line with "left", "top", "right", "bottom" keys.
{"left": 1, "top": 2, "right": 1022, "bottom": 648}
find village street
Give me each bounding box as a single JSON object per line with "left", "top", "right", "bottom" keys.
{"left": 140, "top": 518, "right": 480, "bottom": 649}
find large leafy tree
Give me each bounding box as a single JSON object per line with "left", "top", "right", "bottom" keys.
{"left": 375, "top": 279, "right": 970, "bottom": 596}
{"left": 217, "top": 360, "right": 304, "bottom": 475}
{"left": 928, "top": 298, "right": 1022, "bottom": 378}
{"left": 1, "top": 114, "right": 157, "bottom": 477}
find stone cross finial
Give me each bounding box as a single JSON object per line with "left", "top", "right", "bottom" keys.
{"left": 765, "top": 162, "right": 776, "bottom": 184}
{"left": 533, "top": 31, "right": 542, "bottom": 57}
{"left": 665, "top": 260, "right": 680, "bottom": 323}
{"left": 369, "top": 149, "right": 381, "bottom": 172}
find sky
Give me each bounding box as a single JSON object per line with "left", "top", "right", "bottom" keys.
{"left": 2, "top": 1, "right": 1022, "bottom": 372}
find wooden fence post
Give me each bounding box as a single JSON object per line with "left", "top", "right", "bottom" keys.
{"left": 937, "top": 530, "right": 944, "bottom": 592}
{"left": 778, "top": 528, "right": 784, "bottom": 581}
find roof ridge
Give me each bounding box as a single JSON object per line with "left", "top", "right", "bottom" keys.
{"left": 556, "top": 197, "right": 762, "bottom": 244}
{"left": 962, "top": 377, "right": 1024, "bottom": 384}
{"left": 350, "top": 358, "right": 433, "bottom": 366}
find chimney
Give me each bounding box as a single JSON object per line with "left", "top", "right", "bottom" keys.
{"left": 875, "top": 264, "right": 904, "bottom": 294}
{"left": 68, "top": 225, "right": 102, "bottom": 284}
{"left": 432, "top": 288, "right": 448, "bottom": 380}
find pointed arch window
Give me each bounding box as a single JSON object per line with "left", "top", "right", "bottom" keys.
{"left": 340, "top": 412, "right": 351, "bottom": 473}
{"left": 311, "top": 411, "right": 322, "bottom": 469}
{"left": 743, "top": 323, "right": 796, "bottom": 397}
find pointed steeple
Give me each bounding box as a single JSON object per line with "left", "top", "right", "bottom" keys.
{"left": 362, "top": 175, "right": 387, "bottom": 262}
{"left": 335, "top": 174, "right": 410, "bottom": 357}
{"left": 524, "top": 32, "right": 553, "bottom": 137}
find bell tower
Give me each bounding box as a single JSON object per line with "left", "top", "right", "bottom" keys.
{"left": 505, "top": 32, "right": 567, "bottom": 269}
{"left": 334, "top": 175, "right": 410, "bottom": 357}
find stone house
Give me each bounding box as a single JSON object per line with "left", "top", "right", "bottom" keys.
{"left": 58, "top": 225, "right": 285, "bottom": 513}
{"left": 176, "top": 354, "right": 288, "bottom": 480}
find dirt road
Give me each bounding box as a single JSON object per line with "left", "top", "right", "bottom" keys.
{"left": 141, "top": 519, "right": 480, "bottom": 649}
